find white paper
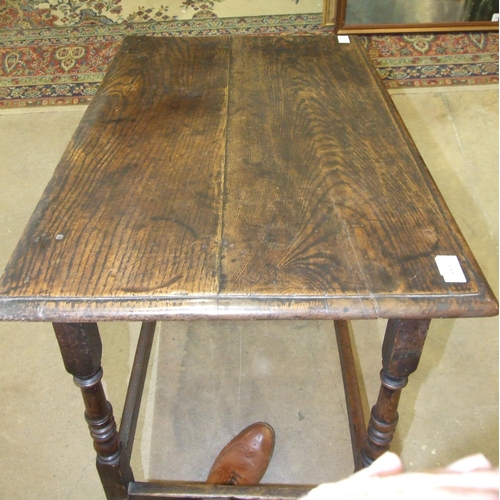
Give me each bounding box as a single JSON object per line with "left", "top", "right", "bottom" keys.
{"left": 435, "top": 255, "right": 467, "bottom": 283}
{"left": 338, "top": 35, "right": 350, "bottom": 44}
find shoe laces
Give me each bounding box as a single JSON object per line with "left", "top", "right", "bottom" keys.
{"left": 227, "top": 470, "right": 243, "bottom": 485}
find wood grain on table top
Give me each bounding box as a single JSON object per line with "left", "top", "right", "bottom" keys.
{"left": 0, "top": 35, "right": 497, "bottom": 321}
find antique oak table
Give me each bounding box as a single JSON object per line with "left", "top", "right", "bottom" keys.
{"left": 0, "top": 35, "right": 497, "bottom": 500}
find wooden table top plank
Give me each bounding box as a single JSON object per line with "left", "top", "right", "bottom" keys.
{"left": 222, "top": 36, "right": 368, "bottom": 297}
{"left": 0, "top": 35, "right": 497, "bottom": 321}
{"left": 1, "top": 37, "right": 229, "bottom": 300}
{"left": 221, "top": 37, "right": 485, "bottom": 299}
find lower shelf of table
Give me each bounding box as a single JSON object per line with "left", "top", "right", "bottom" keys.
{"left": 128, "top": 481, "right": 314, "bottom": 499}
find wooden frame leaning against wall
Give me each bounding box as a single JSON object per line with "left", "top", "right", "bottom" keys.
{"left": 323, "top": 0, "right": 499, "bottom": 33}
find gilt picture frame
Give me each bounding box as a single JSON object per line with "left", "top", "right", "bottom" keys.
{"left": 323, "top": 0, "right": 499, "bottom": 33}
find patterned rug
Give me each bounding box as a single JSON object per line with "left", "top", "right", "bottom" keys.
{"left": 0, "top": 5, "right": 498, "bottom": 108}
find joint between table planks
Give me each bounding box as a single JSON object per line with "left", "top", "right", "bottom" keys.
{"left": 215, "top": 37, "right": 232, "bottom": 298}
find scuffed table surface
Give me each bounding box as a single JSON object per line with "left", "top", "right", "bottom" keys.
{"left": 0, "top": 35, "right": 497, "bottom": 321}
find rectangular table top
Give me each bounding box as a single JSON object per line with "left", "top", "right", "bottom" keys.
{"left": 0, "top": 35, "right": 497, "bottom": 322}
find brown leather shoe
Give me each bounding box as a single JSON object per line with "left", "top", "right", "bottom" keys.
{"left": 206, "top": 422, "right": 275, "bottom": 485}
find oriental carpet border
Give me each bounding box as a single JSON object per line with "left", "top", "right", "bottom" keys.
{"left": 0, "top": 13, "right": 498, "bottom": 108}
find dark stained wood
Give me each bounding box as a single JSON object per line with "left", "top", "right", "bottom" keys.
{"left": 53, "top": 323, "right": 133, "bottom": 499}
{"left": 362, "top": 318, "right": 430, "bottom": 465}
{"left": 120, "top": 321, "right": 156, "bottom": 460}
{"left": 1, "top": 36, "right": 227, "bottom": 305}
{"left": 127, "top": 481, "right": 315, "bottom": 499}
{"left": 334, "top": 320, "right": 366, "bottom": 471}
{"left": 0, "top": 35, "right": 497, "bottom": 322}
{"left": 53, "top": 322, "right": 102, "bottom": 377}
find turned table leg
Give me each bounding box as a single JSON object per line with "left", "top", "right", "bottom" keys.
{"left": 53, "top": 323, "right": 133, "bottom": 500}
{"left": 361, "top": 318, "right": 431, "bottom": 467}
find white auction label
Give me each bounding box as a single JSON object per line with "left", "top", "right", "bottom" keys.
{"left": 435, "top": 255, "right": 467, "bottom": 283}
{"left": 338, "top": 35, "right": 351, "bottom": 44}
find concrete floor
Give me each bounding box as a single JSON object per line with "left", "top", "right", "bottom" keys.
{"left": 0, "top": 84, "right": 498, "bottom": 498}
